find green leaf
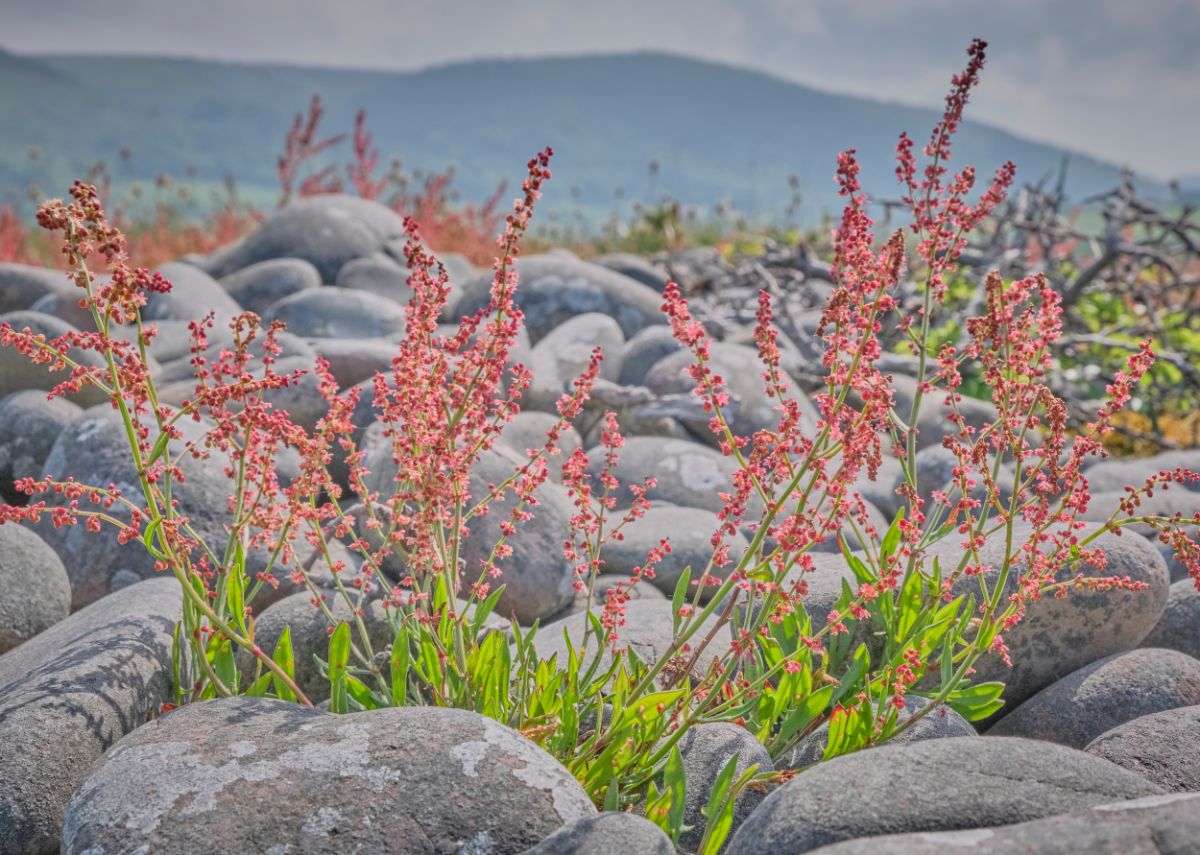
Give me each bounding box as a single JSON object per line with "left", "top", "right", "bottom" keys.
{"left": 665, "top": 745, "right": 687, "bottom": 843}
{"left": 774, "top": 684, "right": 835, "bottom": 749}
{"left": 271, "top": 626, "right": 297, "bottom": 703}
{"left": 390, "top": 623, "right": 411, "bottom": 706}
{"left": 830, "top": 644, "right": 870, "bottom": 707}
{"left": 671, "top": 566, "right": 692, "bottom": 633}
{"left": 328, "top": 622, "right": 351, "bottom": 714}
{"left": 603, "top": 775, "right": 621, "bottom": 812}
{"left": 696, "top": 755, "right": 741, "bottom": 855}
{"left": 945, "top": 681, "right": 1006, "bottom": 721}
{"left": 171, "top": 621, "right": 185, "bottom": 704}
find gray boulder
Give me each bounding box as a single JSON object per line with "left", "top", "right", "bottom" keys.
{"left": 265, "top": 286, "right": 407, "bottom": 339}
{"left": 35, "top": 407, "right": 236, "bottom": 609}
{"left": 0, "top": 263, "right": 74, "bottom": 313}
{"left": 925, "top": 524, "right": 1170, "bottom": 712}
{"left": 0, "top": 390, "right": 80, "bottom": 503}
{"left": 1140, "top": 579, "right": 1200, "bottom": 659}
{"left": 197, "top": 195, "right": 408, "bottom": 282}
{"left": 599, "top": 504, "right": 743, "bottom": 600}
{"left": 308, "top": 337, "right": 397, "bottom": 389}
{"left": 335, "top": 252, "right": 411, "bottom": 303}
{"left": 143, "top": 261, "right": 243, "bottom": 323}
{"left": 0, "top": 578, "right": 179, "bottom": 853}
{"left": 219, "top": 257, "right": 321, "bottom": 315}
{"left": 0, "top": 523, "right": 71, "bottom": 653}
{"left": 452, "top": 254, "right": 664, "bottom": 342}
{"left": 988, "top": 648, "right": 1200, "bottom": 748}
{"left": 498, "top": 411, "right": 583, "bottom": 478}
{"left": 724, "top": 736, "right": 1161, "bottom": 855}
{"left": 62, "top": 697, "right": 595, "bottom": 854}
{"left": 644, "top": 343, "right": 819, "bottom": 450}
{"left": 618, "top": 324, "right": 684, "bottom": 386}
{"left": 889, "top": 373, "right": 1000, "bottom": 451}
{"left": 593, "top": 253, "right": 670, "bottom": 291}
{"left": 1084, "top": 449, "right": 1200, "bottom": 495}
{"left": 461, "top": 446, "right": 577, "bottom": 624}
{"left": 0, "top": 310, "right": 109, "bottom": 407}
{"left": 519, "top": 813, "right": 674, "bottom": 854}
{"left": 590, "top": 437, "right": 736, "bottom": 514}
{"left": 1086, "top": 704, "right": 1200, "bottom": 792}
{"left": 807, "top": 792, "right": 1200, "bottom": 855}
{"left": 526, "top": 313, "right": 624, "bottom": 412}
{"left": 678, "top": 723, "right": 773, "bottom": 852}
{"left": 565, "top": 572, "right": 666, "bottom": 617}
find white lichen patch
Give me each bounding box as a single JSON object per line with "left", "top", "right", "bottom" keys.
{"left": 450, "top": 740, "right": 490, "bottom": 778}
{"left": 480, "top": 719, "right": 594, "bottom": 823}
{"left": 458, "top": 830, "right": 496, "bottom": 855}
{"left": 229, "top": 740, "right": 257, "bottom": 758}
{"left": 301, "top": 807, "right": 344, "bottom": 836}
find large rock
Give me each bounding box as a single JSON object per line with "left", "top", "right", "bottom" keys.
{"left": 618, "top": 324, "right": 683, "bottom": 386}
{"left": 451, "top": 254, "right": 665, "bottom": 342}
{"left": 589, "top": 437, "right": 736, "bottom": 514}
{"left": 0, "top": 262, "right": 74, "bottom": 313}
{"left": 265, "top": 286, "right": 407, "bottom": 338}
{"left": 1085, "top": 488, "right": 1200, "bottom": 582}
{"left": 924, "top": 524, "right": 1170, "bottom": 712}
{"left": 1140, "top": 579, "right": 1200, "bottom": 659}
{"left": 0, "top": 390, "right": 80, "bottom": 503}
{"left": 197, "top": 195, "right": 409, "bottom": 282}
{"left": 678, "top": 723, "right": 773, "bottom": 852}
{"left": 526, "top": 313, "right": 624, "bottom": 412}
{"left": 335, "top": 252, "right": 412, "bottom": 304}
{"left": 519, "top": 813, "right": 674, "bottom": 854}
{"left": 308, "top": 337, "right": 397, "bottom": 389}
{"left": 1086, "top": 705, "right": 1200, "bottom": 792}
{"left": 0, "top": 523, "right": 71, "bottom": 653}
{"left": 724, "top": 736, "right": 1162, "bottom": 855}
{"left": 0, "top": 310, "right": 109, "bottom": 407}
{"left": 782, "top": 696, "right": 976, "bottom": 770}
{"left": 890, "top": 373, "right": 1000, "bottom": 451}
{"left": 62, "top": 697, "right": 595, "bottom": 854}
{"left": 598, "top": 504, "right": 744, "bottom": 600}
{"left": 0, "top": 578, "right": 179, "bottom": 853}
{"left": 988, "top": 648, "right": 1200, "bottom": 748}
{"left": 461, "top": 446, "right": 577, "bottom": 624}
{"left": 593, "top": 253, "right": 670, "bottom": 292}
{"left": 807, "top": 792, "right": 1200, "bottom": 854}
{"left": 1084, "top": 449, "right": 1200, "bottom": 495}
{"left": 219, "top": 257, "right": 321, "bottom": 315}
{"left": 644, "top": 343, "right": 819, "bottom": 449}
{"left": 498, "top": 411, "right": 583, "bottom": 479}
{"left": 35, "top": 407, "right": 236, "bottom": 609}
{"left": 143, "top": 261, "right": 243, "bottom": 323}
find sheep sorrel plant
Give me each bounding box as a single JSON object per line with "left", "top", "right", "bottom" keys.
{"left": 3, "top": 39, "right": 1200, "bottom": 852}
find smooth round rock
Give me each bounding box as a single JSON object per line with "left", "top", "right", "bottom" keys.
{"left": 1085, "top": 450, "right": 1200, "bottom": 495}
{"left": 62, "top": 697, "right": 595, "bottom": 854}
{"left": 219, "top": 257, "right": 321, "bottom": 315}
{"left": 0, "top": 310, "right": 109, "bottom": 407}
{"left": 198, "top": 195, "right": 409, "bottom": 283}
{"left": 678, "top": 723, "right": 774, "bottom": 852}
{"left": 644, "top": 343, "right": 820, "bottom": 450}
{"left": 988, "top": 648, "right": 1200, "bottom": 748}
{"left": 599, "top": 504, "right": 744, "bottom": 600}
{"left": 724, "top": 736, "right": 1162, "bottom": 855}
{"left": 452, "top": 254, "right": 664, "bottom": 343}
{"left": 144, "top": 261, "right": 243, "bottom": 323}
{"left": 0, "top": 263, "right": 75, "bottom": 313}
{"left": 519, "top": 812, "right": 674, "bottom": 854}
{"left": 526, "top": 313, "right": 625, "bottom": 412}
{"left": 265, "top": 286, "right": 407, "bottom": 338}
{"left": 0, "top": 578, "right": 180, "bottom": 853}
{"left": 1140, "top": 579, "right": 1200, "bottom": 659}
{"left": 1086, "top": 704, "right": 1200, "bottom": 792}
{"left": 0, "top": 390, "right": 81, "bottom": 503}
{"left": 335, "top": 252, "right": 411, "bottom": 304}
{"left": 0, "top": 523, "right": 71, "bottom": 653}
{"left": 461, "top": 446, "right": 577, "bottom": 624}
{"left": 35, "top": 407, "right": 236, "bottom": 609}
{"left": 807, "top": 792, "right": 1200, "bottom": 855}
{"left": 590, "top": 437, "right": 736, "bottom": 514}
{"left": 617, "top": 324, "right": 683, "bottom": 386}
{"left": 498, "top": 411, "right": 583, "bottom": 479}
{"left": 592, "top": 253, "right": 670, "bottom": 292}
{"left": 925, "top": 524, "right": 1170, "bottom": 713}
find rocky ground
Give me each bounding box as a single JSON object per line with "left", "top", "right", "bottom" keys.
{"left": 1, "top": 194, "right": 1199, "bottom": 853}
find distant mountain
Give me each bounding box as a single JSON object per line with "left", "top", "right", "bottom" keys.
{"left": 0, "top": 47, "right": 1169, "bottom": 225}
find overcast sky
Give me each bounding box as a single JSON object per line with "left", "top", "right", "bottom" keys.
{"left": 4, "top": 0, "right": 1197, "bottom": 178}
